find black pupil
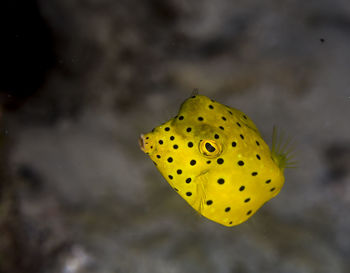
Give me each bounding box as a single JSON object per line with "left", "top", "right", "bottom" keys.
{"left": 205, "top": 142, "right": 216, "bottom": 152}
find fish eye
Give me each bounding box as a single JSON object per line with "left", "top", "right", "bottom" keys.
{"left": 205, "top": 142, "right": 216, "bottom": 152}
{"left": 199, "top": 140, "right": 221, "bottom": 158}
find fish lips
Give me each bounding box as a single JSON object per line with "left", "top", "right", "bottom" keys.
{"left": 139, "top": 134, "right": 146, "bottom": 152}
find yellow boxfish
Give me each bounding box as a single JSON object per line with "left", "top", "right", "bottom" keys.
{"left": 139, "top": 95, "right": 293, "bottom": 227}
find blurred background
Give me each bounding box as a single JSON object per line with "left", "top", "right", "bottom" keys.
{"left": 1, "top": 0, "right": 350, "bottom": 272}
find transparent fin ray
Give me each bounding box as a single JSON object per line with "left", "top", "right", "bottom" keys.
{"left": 271, "top": 126, "right": 298, "bottom": 170}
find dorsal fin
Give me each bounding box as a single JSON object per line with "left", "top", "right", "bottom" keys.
{"left": 191, "top": 88, "right": 199, "bottom": 97}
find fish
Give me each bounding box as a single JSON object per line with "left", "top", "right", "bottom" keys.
{"left": 139, "top": 94, "right": 294, "bottom": 227}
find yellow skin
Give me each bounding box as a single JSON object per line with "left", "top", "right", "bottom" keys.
{"left": 140, "top": 95, "right": 285, "bottom": 227}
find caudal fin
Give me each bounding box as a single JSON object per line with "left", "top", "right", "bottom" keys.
{"left": 271, "top": 126, "right": 297, "bottom": 171}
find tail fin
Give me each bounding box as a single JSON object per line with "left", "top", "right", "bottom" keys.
{"left": 271, "top": 126, "right": 297, "bottom": 171}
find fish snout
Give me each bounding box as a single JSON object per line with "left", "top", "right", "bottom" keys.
{"left": 139, "top": 133, "right": 154, "bottom": 154}
{"left": 139, "top": 134, "right": 146, "bottom": 152}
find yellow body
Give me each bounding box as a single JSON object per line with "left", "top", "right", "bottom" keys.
{"left": 140, "top": 95, "right": 285, "bottom": 227}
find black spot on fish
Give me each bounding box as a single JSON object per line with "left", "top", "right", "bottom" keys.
{"left": 217, "top": 158, "right": 224, "bottom": 164}
{"left": 238, "top": 160, "right": 244, "bottom": 166}
{"left": 217, "top": 178, "right": 225, "bottom": 184}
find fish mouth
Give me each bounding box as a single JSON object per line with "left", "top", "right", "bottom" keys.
{"left": 139, "top": 134, "right": 146, "bottom": 152}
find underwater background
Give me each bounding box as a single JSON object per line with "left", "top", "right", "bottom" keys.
{"left": 1, "top": 0, "right": 350, "bottom": 272}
